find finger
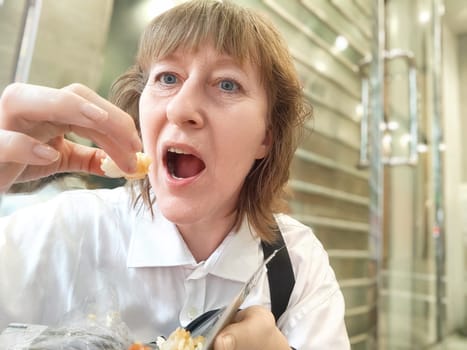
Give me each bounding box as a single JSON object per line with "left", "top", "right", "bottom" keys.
{"left": 14, "top": 139, "right": 108, "bottom": 183}
{"left": 214, "top": 332, "right": 236, "bottom": 350}
{"left": 1, "top": 83, "right": 142, "bottom": 154}
{"left": 69, "top": 126, "right": 138, "bottom": 174}
{"left": 0, "top": 83, "right": 107, "bottom": 132}
{"left": 214, "top": 307, "right": 286, "bottom": 350}
{"left": 214, "top": 309, "right": 249, "bottom": 350}
{"left": 0, "top": 129, "right": 59, "bottom": 165}
{"left": 63, "top": 83, "right": 142, "bottom": 152}
{"left": 52, "top": 138, "right": 108, "bottom": 176}
{"left": 0, "top": 163, "right": 25, "bottom": 193}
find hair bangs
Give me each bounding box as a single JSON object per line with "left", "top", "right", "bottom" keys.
{"left": 138, "top": 1, "right": 266, "bottom": 74}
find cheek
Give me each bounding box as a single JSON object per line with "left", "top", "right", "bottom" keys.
{"left": 216, "top": 121, "right": 266, "bottom": 167}
{"left": 236, "top": 115, "right": 268, "bottom": 149}
{"left": 138, "top": 93, "right": 150, "bottom": 130}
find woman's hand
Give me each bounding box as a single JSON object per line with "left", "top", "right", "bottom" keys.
{"left": 214, "top": 306, "right": 291, "bottom": 350}
{"left": 0, "top": 83, "right": 142, "bottom": 192}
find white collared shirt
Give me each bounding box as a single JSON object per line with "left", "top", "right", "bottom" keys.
{"left": 0, "top": 187, "right": 350, "bottom": 349}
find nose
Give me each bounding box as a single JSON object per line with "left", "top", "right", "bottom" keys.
{"left": 166, "top": 78, "right": 205, "bottom": 128}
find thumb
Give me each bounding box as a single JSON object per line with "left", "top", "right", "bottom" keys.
{"left": 214, "top": 333, "right": 236, "bottom": 350}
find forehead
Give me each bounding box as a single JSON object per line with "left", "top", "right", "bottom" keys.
{"left": 143, "top": 35, "right": 259, "bottom": 70}
{"left": 155, "top": 44, "right": 256, "bottom": 70}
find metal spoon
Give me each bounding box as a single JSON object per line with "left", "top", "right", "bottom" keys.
{"left": 188, "top": 248, "right": 281, "bottom": 350}
{"left": 145, "top": 248, "right": 281, "bottom": 350}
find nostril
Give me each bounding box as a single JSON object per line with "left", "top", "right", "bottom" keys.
{"left": 182, "top": 113, "right": 204, "bottom": 128}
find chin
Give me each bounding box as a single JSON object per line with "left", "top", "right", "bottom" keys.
{"left": 157, "top": 199, "right": 202, "bottom": 225}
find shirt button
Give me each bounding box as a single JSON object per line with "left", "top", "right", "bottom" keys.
{"left": 188, "top": 307, "right": 198, "bottom": 320}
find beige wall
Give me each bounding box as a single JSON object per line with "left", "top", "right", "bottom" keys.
{"left": 0, "top": 0, "right": 113, "bottom": 91}
{"left": 0, "top": 0, "right": 25, "bottom": 88}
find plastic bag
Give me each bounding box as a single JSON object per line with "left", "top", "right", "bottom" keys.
{"left": 0, "top": 288, "right": 133, "bottom": 350}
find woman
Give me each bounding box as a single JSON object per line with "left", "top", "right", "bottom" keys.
{"left": 0, "top": 1, "right": 350, "bottom": 349}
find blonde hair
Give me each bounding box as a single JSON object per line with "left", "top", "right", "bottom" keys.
{"left": 110, "top": 0, "right": 312, "bottom": 242}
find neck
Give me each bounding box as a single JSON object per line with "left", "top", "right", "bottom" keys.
{"left": 177, "top": 212, "right": 238, "bottom": 262}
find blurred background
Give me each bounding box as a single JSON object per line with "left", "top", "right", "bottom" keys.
{"left": 1, "top": 0, "right": 466, "bottom": 349}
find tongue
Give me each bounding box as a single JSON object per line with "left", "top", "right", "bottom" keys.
{"left": 174, "top": 153, "right": 205, "bottom": 178}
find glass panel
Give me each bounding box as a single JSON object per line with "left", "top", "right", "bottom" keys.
{"left": 379, "top": 0, "right": 446, "bottom": 348}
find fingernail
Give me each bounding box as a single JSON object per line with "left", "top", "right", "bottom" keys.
{"left": 33, "top": 144, "right": 59, "bottom": 161}
{"left": 222, "top": 335, "right": 235, "bottom": 350}
{"left": 127, "top": 154, "right": 138, "bottom": 173}
{"left": 81, "top": 102, "right": 107, "bottom": 121}
{"left": 96, "top": 149, "right": 107, "bottom": 160}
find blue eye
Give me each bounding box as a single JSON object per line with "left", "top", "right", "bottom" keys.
{"left": 219, "top": 80, "right": 238, "bottom": 91}
{"left": 160, "top": 73, "right": 177, "bottom": 84}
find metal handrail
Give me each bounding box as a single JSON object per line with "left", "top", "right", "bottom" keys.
{"left": 11, "top": 0, "right": 43, "bottom": 83}
{"left": 358, "top": 49, "right": 419, "bottom": 167}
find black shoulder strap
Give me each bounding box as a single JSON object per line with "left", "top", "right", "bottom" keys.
{"left": 261, "top": 228, "right": 295, "bottom": 322}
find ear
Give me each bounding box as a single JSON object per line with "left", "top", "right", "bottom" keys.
{"left": 255, "top": 128, "right": 272, "bottom": 159}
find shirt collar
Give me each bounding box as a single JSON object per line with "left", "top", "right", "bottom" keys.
{"left": 127, "top": 207, "right": 262, "bottom": 283}
{"left": 126, "top": 206, "right": 194, "bottom": 267}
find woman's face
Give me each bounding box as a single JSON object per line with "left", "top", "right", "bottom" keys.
{"left": 139, "top": 43, "right": 270, "bottom": 229}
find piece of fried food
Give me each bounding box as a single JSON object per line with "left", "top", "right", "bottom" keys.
{"left": 100, "top": 152, "right": 151, "bottom": 180}
{"left": 128, "top": 328, "right": 204, "bottom": 350}
{"left": 128, "top": 342, "right": 152, "bottom": 350}
{"left": 159, "top": 328, "right": 204, "bottom": 350}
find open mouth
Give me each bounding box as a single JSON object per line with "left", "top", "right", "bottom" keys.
{"left": 166, "top": 147, "right": 206, "bottom": 179}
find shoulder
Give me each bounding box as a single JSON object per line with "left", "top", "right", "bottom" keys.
{"left": 56, "top": 185, "right": 132, "bottom": 205}
{"left": 274, "top": 214, "right": 349, "bottom": 347}
{"left": 0, "top": 186, "right": 135, "bottom": 237}
{"left": 274, "top": 212, "right": 340, "bottom": 305}
{"left": 274, "top": 213, "right": 325, "bottom": 261}
{"left": 49, "top": 186, "right": 133, "bottom": 216}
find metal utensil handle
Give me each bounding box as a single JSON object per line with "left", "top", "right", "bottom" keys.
{"left": 201, "top": 249, "right": 280, "bottom": 350}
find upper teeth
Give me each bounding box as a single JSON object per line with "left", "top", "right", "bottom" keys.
{"left": 168, "top": 147, "right": 189, "bottom": 154}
